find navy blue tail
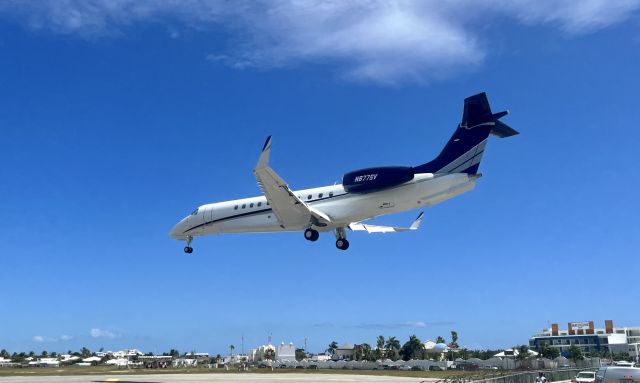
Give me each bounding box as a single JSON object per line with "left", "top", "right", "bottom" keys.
{"left": 413, "top": 92, "right": 518, "bottom": 175}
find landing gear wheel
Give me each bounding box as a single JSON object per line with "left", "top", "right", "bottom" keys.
{"left": 304, "top": 228, "right": 319, "bottom": 242}
{"left": 184, "top": 246, "right": 193, "bottom": 253}
{"left": 335, "top": 238, "right": 349, "bottom": 250}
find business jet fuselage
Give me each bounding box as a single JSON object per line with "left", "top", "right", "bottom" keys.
{"left": 170, "top": 93, "right": 518, "bottom": 251}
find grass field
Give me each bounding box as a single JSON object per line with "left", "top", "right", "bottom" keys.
{"left": 0, "top": 366, "right": 505, "bottom": 379}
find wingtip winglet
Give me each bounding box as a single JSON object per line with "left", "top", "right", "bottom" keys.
{"left": 410, "top": 212, "right": 425, "bottom": 230}
{"left": 262, "top": 135, "right": 272, "bottom": 152}
{"left": 256, "top": 136, "right": 272, "bottom": 169}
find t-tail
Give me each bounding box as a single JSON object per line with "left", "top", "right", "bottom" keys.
{"left": 414, "top": 92, "right": 518, "bottom": 175}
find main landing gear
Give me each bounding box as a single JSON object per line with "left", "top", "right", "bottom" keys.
{"left": 304, "top": 228, "right": 319, "bottom": 242}
{"left": 183, "top": 236, "right": 194, "bottom": 254}
{"left": 303, "top": 227, "right": 350, "bottom": 250}
{"left": 334, "top": 227, "right": 349, "bottom": 251}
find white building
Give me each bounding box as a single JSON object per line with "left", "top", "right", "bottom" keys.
{"left": 530, "top": 320, "right": 640, "bottom": 360}
{"left": 310, "top": 353, "right": 331, "bottom": 362}
{"left": 28, "top": 358, "right": 59, "bottom": 367}
{"left": 0, "top": 357, "right": 17, "bottom": 367}
{"left": 276, "top": 342, "right": 296, "bottom": 361}
{"left": 248, "top": 344, "right": 276, "bottom": 362}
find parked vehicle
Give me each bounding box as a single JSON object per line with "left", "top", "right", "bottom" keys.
{"left": 595, "top": 367, "right": 640, "bottom": 383}
{"left": 574, "top": 370, "right": 596, "bottom": 383}
{"left": 429, "top": 365, "right": 445, "bottom": 371}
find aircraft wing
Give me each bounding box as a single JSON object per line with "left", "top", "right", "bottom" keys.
{"left": 348, "top": 212, "right": 424, "bottom": 233}
{"left": 253, "top": 136, "right": 331, "bottom": 229}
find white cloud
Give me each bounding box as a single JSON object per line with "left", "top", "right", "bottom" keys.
{"left": 90, "top": 328, "right": 117, "bottom": 339}
{"left": 32, "top": 335, "right": 45, "bottom": 342}
{"left": 496, "top": 0, "right": 640, "bottom": 33}
{"left": 0, "top": 0, "right": 638, "bottom": 83}
{"left": 59, "top": 334, "right": 73, "bottom": 341}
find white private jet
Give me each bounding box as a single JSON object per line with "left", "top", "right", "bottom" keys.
{"left": 170, "top": 93, "right": 518, "bottom": 252}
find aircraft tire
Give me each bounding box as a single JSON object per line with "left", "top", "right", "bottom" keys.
{"left": 304, "top": 229, "right": 319, "bottom": 242}
{"left": 336, "top": 239, "right": 349, "bottom": 250}
{"left": 184, "top": 246, "right": 193, "bottom": 253}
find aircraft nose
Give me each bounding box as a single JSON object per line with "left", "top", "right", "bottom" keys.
{"left": 169, "top": 218, "right": 188, "bottom": 240}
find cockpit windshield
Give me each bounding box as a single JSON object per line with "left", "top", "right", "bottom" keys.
{"left": 191, "top": 208, "right": 199, "bottom": 216}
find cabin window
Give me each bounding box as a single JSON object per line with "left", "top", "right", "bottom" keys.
{"left": 307, "top": 194, "right": 312, "bottom": 200}
{"left": 234, "top": 205, "right": 238, "bottom": 210}
{"left": 257, "top": 202, "right": 262, "bottom": 207}
{"left": 250, "top": 203, "right": 254, "bottom": 208}
{"left": 267, "top": 202, "right": 270, "bottom": 206}
{"left": 319, "top": 193, "right": 323, "bottom": 198}
{"left": 329, "top": 192, "right": 334, "bottom": 197}
{"left": 242, "top": 204, "right": 246, "bottom": 209}
{"left": 191, "top": 208, "right": 199, "bottom": 215}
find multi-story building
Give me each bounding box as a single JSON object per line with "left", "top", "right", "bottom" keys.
{"left": 529, "top": 320, "right": 640, "bottom": 360}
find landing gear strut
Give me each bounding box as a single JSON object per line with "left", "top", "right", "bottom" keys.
{"left": 183, "top": 236, "right": 194, "bottom": 253}
{"left": 304, "top": 228, "right": 319, "bottom": 242}
{"left": 334, "top": 227, "right": 349, "bottom": 250}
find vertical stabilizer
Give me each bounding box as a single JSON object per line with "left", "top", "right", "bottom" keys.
{"left": 414, "top": 92, "right": 517, "bottom": 175}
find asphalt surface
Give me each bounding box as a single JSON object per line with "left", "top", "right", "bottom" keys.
{"left": 0, "top": 373, "right": 433, "bottom": 383}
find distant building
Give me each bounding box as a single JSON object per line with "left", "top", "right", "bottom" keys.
{"left": 529, "top": 320, "right": 640, "bottom": 359}
{"left": 248, "top": 344, "right": 276, "bottom": 362}
{"left": 28, "top": 358, "right": 59, "bottom": 367}
{"left": 276, "top": 342, "right": 296, "bottom": 361}
{"left": 332, "top": 343, "right": 356, "bottom": 361}
{"left": 0, "top": 357, "right": 17, "bottom": 367}
{"left": 310, "top": 353, "right": 331, "bottom": 362}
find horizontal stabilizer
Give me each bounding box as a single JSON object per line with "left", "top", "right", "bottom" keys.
{"left": 491, "top": 120, "right": 519, "bottom": 138}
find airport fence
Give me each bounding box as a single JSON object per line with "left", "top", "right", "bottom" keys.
{"left": 467, "top": 368, "right": 595, "bottom": 383}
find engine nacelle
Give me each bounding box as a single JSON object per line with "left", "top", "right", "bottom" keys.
{"left": 342, "top": 166, "right": 414, "bottom": 194}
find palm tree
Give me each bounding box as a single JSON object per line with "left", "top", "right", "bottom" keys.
{"left": 376, "top": 335, "right": 385, "bottom": 360}
{"left": 229, "top": 345, "right": 235, "bottom": 357}
{"left": 385, "top": 337, "right": 401, "bottom": 361}
{"left": 361, "top": 343, "right": 372, "bottom": 361}
{"left": 326, "top": 341, "right": 338, "bottom": 356}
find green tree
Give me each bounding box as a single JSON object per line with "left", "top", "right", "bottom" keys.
{"left": 376, "top": 336, "right": 385, "bottom": 360}
{"left": 326, "top": 341, "right": 338, "bottom": 356}
{"left": 264, "top": 348, "right": 275, "bottom": 360}
{"left": 450, "top": 331, "right": 459, "bottom": 348}
{"left": 80, "top": 347, "right": 91, "bottom": 358}
{"left": 516, "top": 345, "right": 530, "bottom": 361}
{"left": 361, "top": 343, "right": 372, "bottom": 361}
{"left": 385, "top": 337, "right": 401, "bottom": 361}
{"left": 41, "top": 351, "right": 48, "bottom": 358}
{"left": 295, "top": 348, "right": 307, "bottom": 361}
{"left": 400, "top": 335, "right": 425, "bottom": 361}
{"left": 436, "top": 336, "right": 446, "bottom": 344}
{"left": 28, "top": 351, "right": 35, "bottom": 358}
{"left": 229, "top": 345, "right": 235, "bottom": 357}
{"left": 0, "top": 349, "right": 10, "bottom": 359}
{"left": 539, "top": 343, "right": 560, "bottom": 359}
{"left": 568, "top": 344, "right": 583, "bottom": 362}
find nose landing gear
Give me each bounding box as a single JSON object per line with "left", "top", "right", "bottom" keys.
{"left": 183, "top": 236, "right": 194, "bottom": 253}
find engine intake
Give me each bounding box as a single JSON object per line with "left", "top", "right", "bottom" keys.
{"left": 342, "top": 166, "right": 414, "bottom": 194}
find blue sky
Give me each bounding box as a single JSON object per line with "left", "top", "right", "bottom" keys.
{"left": 1, "top": 1, "right": 639, "bottom": 356}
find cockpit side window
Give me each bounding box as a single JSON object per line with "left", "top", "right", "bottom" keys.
{"left": 191, "top": 208, "right": 199, "bottom": 216}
